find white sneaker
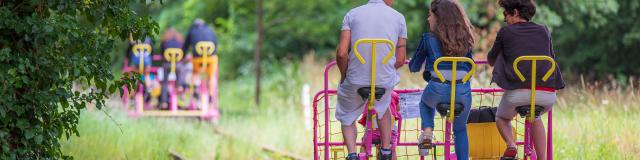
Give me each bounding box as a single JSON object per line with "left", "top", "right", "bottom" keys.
{"left": 418, "top": 131, "right": 433, "bottom": 156}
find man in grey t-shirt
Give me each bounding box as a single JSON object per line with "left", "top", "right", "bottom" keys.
{"left": 335, "top": 0, "right": 407, "bottom": 159}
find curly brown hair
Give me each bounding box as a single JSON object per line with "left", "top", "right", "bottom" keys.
{"left": 430, "top": 0, "right": 475, "bottom": 56}
{"left": 499, "top": 0, "right": 536, "bottom": 21}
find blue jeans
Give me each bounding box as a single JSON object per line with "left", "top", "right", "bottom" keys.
{"left": 420, "top": 80, "right": 472, "bottom": 160}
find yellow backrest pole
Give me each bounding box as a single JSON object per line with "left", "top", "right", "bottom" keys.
{"left": 195, "top": 41, "right": 216, "bottom": 76}
{"left": 513, "top": 56, "right": 556, "bottom": 122}
{"left": 353, "top": 39, "right": 395, "bottom": 119}
{"left": 450, "top": 63, "right": 457, "bottom": 122}
{"left": 164, "top": 48, "right": 184, "bottom": 79}
{"left": 433, "top": 57, "right": 476, "bottom": 122}
{"left": 132, "top": 44, "right": 152, "bottom": 74}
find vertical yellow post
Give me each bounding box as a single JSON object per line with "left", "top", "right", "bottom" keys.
{"left": 449, "top": 63, "right": 457, "bottom": 122}
{"left": 513, "top": 56, "right": 556, "bottom": 123}
{"left": 369, "top": 41, "right": 376, "bottom": 114}
{"left": 529, "top": 61, "right": 537, "bottom": 122}
{"left": 139, "top": 55, "right": 144, "bottom": 74}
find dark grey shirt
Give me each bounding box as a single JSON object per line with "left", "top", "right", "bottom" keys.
{"left": 488, "top": 22, "right": 565, "bottom": 90}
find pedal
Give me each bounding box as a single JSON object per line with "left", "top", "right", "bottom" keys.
{"left": 372, "top": 139, "right": 381, "bottom": 145}
{"left": 418, "top": 145, "right": 430, "bottom": 156}
{"left": 500, "top": 156, "right": 517, "bottom": 160}
{"left": 418, "top": 133, "right": 433, "bottom": 156}
{"left": 377, "top": 150, "right": 393, "bottom": 160}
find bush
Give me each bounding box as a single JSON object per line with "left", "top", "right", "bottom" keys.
{"left": 0, "top": 1, "right": 157, "bottom": 158}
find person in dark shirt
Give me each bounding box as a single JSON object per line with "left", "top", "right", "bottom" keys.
{"left": 488, "top": 0, "right": 565, "bottom": 159}
{"left": 183, "top": 19, "right": 219, "bottom": 110}
{"left": 183, "top": 19, "right": 218, "bottom": 56}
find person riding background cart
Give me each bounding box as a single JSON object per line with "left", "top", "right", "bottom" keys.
{"left": 159, "top": 27, "right": 187, "bottom": 109}
{"left": 183, "top": 19, "right": 219, "bottom": 108}
{"left": 127, "top": 37, "right": 159, "bottom": 104}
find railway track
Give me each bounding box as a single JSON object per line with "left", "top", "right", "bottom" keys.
{"left": 168, "top": 126, "right": 308, "bottom": 160}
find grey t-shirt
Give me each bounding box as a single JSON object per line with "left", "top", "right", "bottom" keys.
{"left": 341, "top": 0, "right": 408, "bottom": 87}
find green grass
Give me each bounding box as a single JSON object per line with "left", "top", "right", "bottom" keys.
{"left": 60, "top": 109, "right": 267, "bottom": 159}
{"left": 553, "top": 85, "right": 640, "bottom": 159}
{"left": 62, "top": 60, "right": 311, "bottom": 159}
{"left": 62, "top": 56, "right": 640, "bottom": 159}
{"left": 554, "top": 109, "right": 639, "bottom": 159}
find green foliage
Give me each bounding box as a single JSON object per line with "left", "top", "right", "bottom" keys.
{"left": 538, "top": 0, "right": 640, "bottom": 76}
{"left": 140, "top": 0, "right": 639, "bottom": 78}
{"left": 141, "top": 0, "right": 432, "bottom": 79}
{"left": 0, "top": 0, "right": 157, "bottom": 158}
{"left": 135, "top": 1, "right": 500, "bottom": 78}
{"left": 144, "top": 0, "right": 361, "bottom": 79}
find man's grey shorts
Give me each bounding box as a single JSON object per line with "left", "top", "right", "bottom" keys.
{"left": 336, "top": 81, "right": 393, "bottom": 126}
{"left": 497, "top": 89, "right": 557, "bottom": 119}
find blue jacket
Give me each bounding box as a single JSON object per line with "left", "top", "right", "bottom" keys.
{"left": 409, "top": 33, "right": 473, "bottom": 79}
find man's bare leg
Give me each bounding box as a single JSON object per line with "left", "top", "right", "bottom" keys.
{"left": 377, "top": 108, "right": 392, "bottom": 149}
{"left": 496, "top": 117, "right": 516, "bottom": 148}
{"left": 342, "top": 123, "right": 358, "bottom": 154}
{"left": 532, "top": 119, "right": 547, "bottom": 160}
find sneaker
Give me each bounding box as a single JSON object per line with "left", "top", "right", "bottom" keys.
{"left": 418, "top": 131, "right": 433, "bottom": 156}
{"left": 346, "top": 153, "right": 358, "bottom": 160}
{"left": 377, "top": 149, "right": 392, "bottom": 160}
{"left": 500, "top": 146, "right": 517, "bottom": 160}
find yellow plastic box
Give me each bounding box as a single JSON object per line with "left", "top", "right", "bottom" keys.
{"left": 467, "top": 122, "right": 507, "bottom": 160}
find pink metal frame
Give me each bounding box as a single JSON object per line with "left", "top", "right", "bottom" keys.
{"left": 361, "top": 102, "right": 374, "bottom": 159}
{"left": 522, "top": 111, "right": 554, "bottom": 160}
{"left": 121, "top": 55, "right": 220, "bottom": 120}
{"left": 312, "top": 60, "right": 553, "bottom": 160}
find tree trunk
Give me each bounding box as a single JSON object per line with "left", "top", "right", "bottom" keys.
{"left": 255, "top": 0, "right": 263, "bottom": 106}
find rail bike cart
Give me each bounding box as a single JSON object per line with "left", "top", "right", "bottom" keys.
{"left": 122, "top": 42, "right": 220, "bottom": 121}
{"left": 312, "top": 53, "right": 555, "bottom": 159}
